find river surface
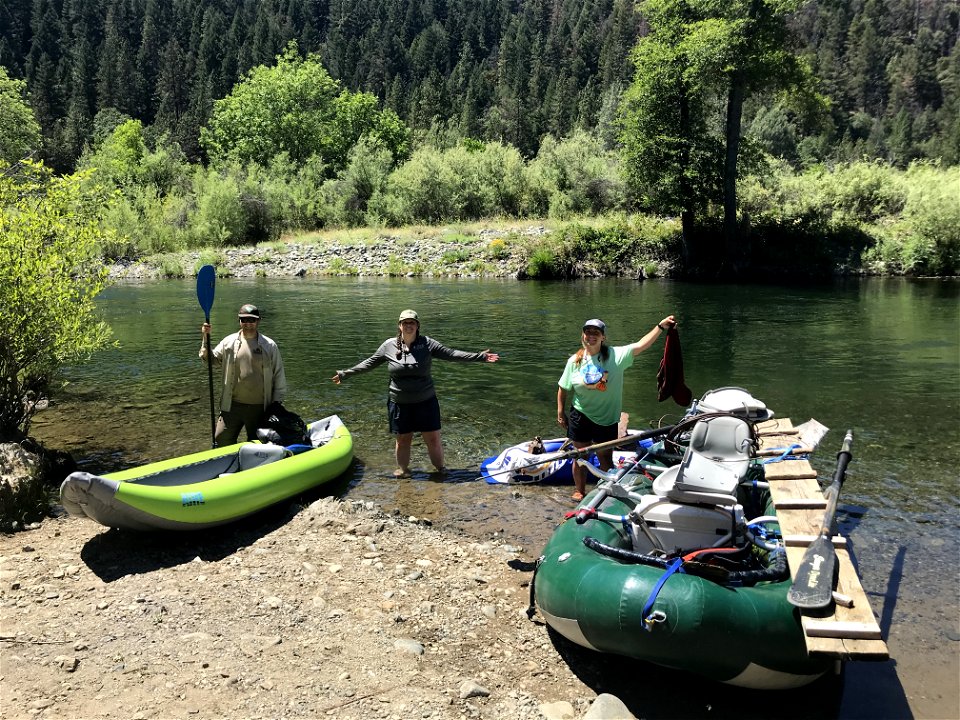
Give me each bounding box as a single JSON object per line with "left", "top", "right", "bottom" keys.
{"left": 31, "top": 276, "right": 959, "bottom": 719}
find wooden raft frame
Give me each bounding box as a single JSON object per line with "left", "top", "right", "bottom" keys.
{"left": 755, "top": 418, "right": 889, "bottom": 661}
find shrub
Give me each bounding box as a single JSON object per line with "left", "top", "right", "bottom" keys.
{"left": 524, "top": 131, "right": 626, "bottom": 218}
{"left": 0, "top": 162, "right": 114, "bottom": 439}
{"left": 186, "top": 167, "right": 245, "bottom": 247}
{"left": 524, "top": 245, "right": 561, "bottom": 279}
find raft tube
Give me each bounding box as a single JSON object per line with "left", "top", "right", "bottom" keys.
{"left": 533, "top": 492, "right": 834, "bottom": 689}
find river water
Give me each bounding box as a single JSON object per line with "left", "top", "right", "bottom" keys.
{"left": 31, "top": 276, "right": 959, "bottom": 718}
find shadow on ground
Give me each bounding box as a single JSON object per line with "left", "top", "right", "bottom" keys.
{"left": 78, "top": 461, "right": 359, "bottom": 582}
{"left": 546, "top": 624, "right": 911, "bottom": 720}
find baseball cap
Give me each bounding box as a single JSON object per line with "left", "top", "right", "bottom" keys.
{"left": 238, "top": 304, "right": 260, "bottom": 319}
{"left": 583, "top": 319, "right": 606, "bottom": 334}
{"left": 398, "top": 309, "right": 419, "bottom": 322}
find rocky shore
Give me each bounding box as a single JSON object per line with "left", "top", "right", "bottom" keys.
{"left": 108, "top": 228, "right": 552, "bottom": 281}
{"left": 1, "top": 496, "right": 641, "bottom": 720}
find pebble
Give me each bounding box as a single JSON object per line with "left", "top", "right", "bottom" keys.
{"left": 583, "top": 694, "right": 637, "bottom": 720}
{"left": 458, "top": 680, "right": 490, "bottom": 699}
{"left": 394, "top": 639, "right": 425, "bottom": 656}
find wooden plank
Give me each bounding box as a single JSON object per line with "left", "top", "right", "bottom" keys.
{"left": 765, "top": 445, "right": 889, "bottom": 661}
{"left": 755, "top": 418, "right": 796, "bottom": 435}
{"left": 768, "top": 477, "right": 823, "bottom": 503}
{"left": 757, "top": 433, "right": 813, "bottom": 456}
{"left": 785, "top": 546, "right": 889, "bottom": 660}
{"left": 776, "top": 508, "right": 823, "bottom": 539}
{"left": 784, "top": 534, "right": 848, "bottom": 548}
{"left": 802, "top": 621, "right": 882, "bottom": 640}
{"left": 774, "top": 497, "right": 828, "bottom": 510}
{"left": 762, "top": 459, "right": 818, "bottom": 481}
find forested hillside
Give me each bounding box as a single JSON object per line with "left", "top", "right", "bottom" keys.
{"left": 1, "top": 0, "right": 957, "bottom": 172}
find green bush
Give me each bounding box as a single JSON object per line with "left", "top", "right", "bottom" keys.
{"left": 153, "top": 253, "right": 186, "bottom": 278}
{"left": 375, "top": 146, "right": 453, "bottom": 224}
{"left": 187, "top": 167, "right": 246, "bottom": 247}
{"left": 322, "top": 138, "right": 394, "bottom": 227}
{"left": 0, "top": 162, "right": 114, "bottom": 439}
{"left": 524, "top": 245, "right": 562, "bottom": 279}
{"left": 440, "top": 248, "right": 472, "bottom": 265}
{"left": 373, "top": 141, "right": 529, "bottom": 225}
{"left": 524, "top": 131, "right": 626, "bottom": 218}
{"left": 195, "top": 250, "right": 227, "bottom": 274}
{"left": 743, "top": 160, "right": 958, "bottom": 275}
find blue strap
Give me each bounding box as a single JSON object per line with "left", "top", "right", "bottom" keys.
{"left": 641, "top": 558, "right": 683, "bottom": 629}
{"left": 762, "top": 443, "right": 803, "bottom": 464}
{"left": 285, "top": 443, "right": 314, "bottom": 455}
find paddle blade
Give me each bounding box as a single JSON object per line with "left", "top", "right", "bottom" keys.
{"left": 196, "top": 265, "right": 216, "bottom": 318}
{"left": 787, "top": 535, "right": 838, "bottom": 609}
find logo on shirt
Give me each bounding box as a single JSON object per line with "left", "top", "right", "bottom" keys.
{"left": 582, "top": 368, "right": 608, "bottom": 391}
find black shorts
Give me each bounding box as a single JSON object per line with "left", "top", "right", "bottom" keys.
{"left": 388, "top": 396, "right": 441, "bottom": 434}
{"left": 567, "top": 407, "right": 618, "bottom": 444}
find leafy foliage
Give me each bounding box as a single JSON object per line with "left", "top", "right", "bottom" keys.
{"left": 0, "top": 67, "right": 41, "bottom": 163}
{"left": 0, "top": 161, "right": 114, "bottom": 439}
{"left": 200, "top": 45, "right": 409, "bottom": 173}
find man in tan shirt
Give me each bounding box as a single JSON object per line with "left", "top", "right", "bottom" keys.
{"left": 200, "top": 303, "right": 287, "bottom": 446}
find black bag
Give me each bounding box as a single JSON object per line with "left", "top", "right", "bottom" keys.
{"left": 258, "top": 402, "right": 309, "bottom": 446}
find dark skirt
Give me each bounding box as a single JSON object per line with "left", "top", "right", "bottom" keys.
{"left": 387, "top": 395, "right": 441, "bottom": 434}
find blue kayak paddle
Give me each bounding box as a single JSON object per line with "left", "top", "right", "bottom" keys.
{"left": 196, "top": 265, "right": 217, "bottom": 447}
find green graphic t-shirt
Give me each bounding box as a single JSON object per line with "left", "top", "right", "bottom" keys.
{"left": 558, "top": 345, "right": 634, "bottom": 425}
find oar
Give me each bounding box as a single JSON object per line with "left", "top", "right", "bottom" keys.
{"left": 479, "top": 424, "right": 675, "bottom": 482}
{"left": 787, "top": 429, "right": 854, "bottom": 609}
{"left": 196, "top": 265, "right": 217, "bottom": 448}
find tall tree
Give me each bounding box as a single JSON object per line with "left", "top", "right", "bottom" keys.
{"left": 620, "top": 0, "right": 821, "bottom": 272}
{"left": 200, "top": 43, "right": 409, "bottom": 172}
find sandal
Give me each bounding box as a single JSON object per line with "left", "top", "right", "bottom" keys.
{"left": 393, "top": 468, "right": 412, "bottom": 478}
{"left": 571, "top": 491, "right": 584, "bottom": 502}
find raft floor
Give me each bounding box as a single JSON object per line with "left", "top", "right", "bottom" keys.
{"left": 756, "top": 418, "right": 890, "bottom": 661}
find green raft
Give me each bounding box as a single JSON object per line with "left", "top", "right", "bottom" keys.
{"left": 532, "top": 413, "right": 835, "bottom": 690}
{"left": 60, "top": 415, "right": 353, "bottom": 531}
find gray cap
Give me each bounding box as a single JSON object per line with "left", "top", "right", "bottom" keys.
{"left": 583, "top": 319, "right": 606, "bottom": 334}
{"left": 398, "top": 309, "right": 419, "bottom": 322}
{"left": 238, "top": 304, "right": 260, "bottom": 319}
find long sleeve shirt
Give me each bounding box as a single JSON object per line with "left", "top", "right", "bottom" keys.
{"left": 338, "top": 335, "right": 488, "bottom": 403}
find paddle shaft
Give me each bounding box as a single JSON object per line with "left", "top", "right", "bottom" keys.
{"left": 196, "top": 266, "right": 217, "bottom": 448}
{"left": 819, "top": 430, "right": 854, "bottom": 535}
{"left": 204, "top": 323, "right": 215, "bottom": 447}
{"left": 481, "top": 424, "right": 675, "bottom": 481}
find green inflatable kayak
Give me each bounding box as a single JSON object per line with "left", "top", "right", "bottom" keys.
{"left": 532, "top": 413, "right": 835, "bottom": 690}
{"left": 60, "top": 415, "right": 353, "bottom": 531}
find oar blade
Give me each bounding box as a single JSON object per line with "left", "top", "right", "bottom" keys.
{"left": 787, "top": 535, "right": 838, "bottom": 609}
{"left": 196, "top": 265, "right": 216, "bottom": 318}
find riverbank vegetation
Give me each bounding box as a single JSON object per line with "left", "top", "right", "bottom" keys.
{"left": 1, "top": 0, "right": 957, "bottom": 288}
{"left": 70, "top": 120, "right": 960, "bottom": 278}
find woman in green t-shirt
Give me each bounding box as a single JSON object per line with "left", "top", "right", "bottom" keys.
{"left": 557, "top": 315, "right": 675, "bottom": 500}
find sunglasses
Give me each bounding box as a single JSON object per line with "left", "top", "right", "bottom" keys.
{"left": 239, "top": 316, "right": 259, "bottom": 323}
{"left": 583, "top": 328, "right": 602, "bottom": 336}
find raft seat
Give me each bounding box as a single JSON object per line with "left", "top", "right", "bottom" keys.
{"left": 652, "top": 415, "right": 753, "bottom": 505}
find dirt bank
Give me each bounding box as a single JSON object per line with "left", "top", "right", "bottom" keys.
{"left": 0, "top": 497, "right": 634, "bottom": 720}
{"left": 2, "top": 492, "right": 957, "bottom": 720}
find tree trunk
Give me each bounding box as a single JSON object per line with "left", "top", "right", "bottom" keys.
{"left": 678, "top": 84, "right": 697, "bottom": 267}
{"left": 724, "top": 71, "right": 746, "bottom": 272}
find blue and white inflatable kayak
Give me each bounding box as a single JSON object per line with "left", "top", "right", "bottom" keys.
{"left": 480, "top": 435, "right": 654, "bottom": 485}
